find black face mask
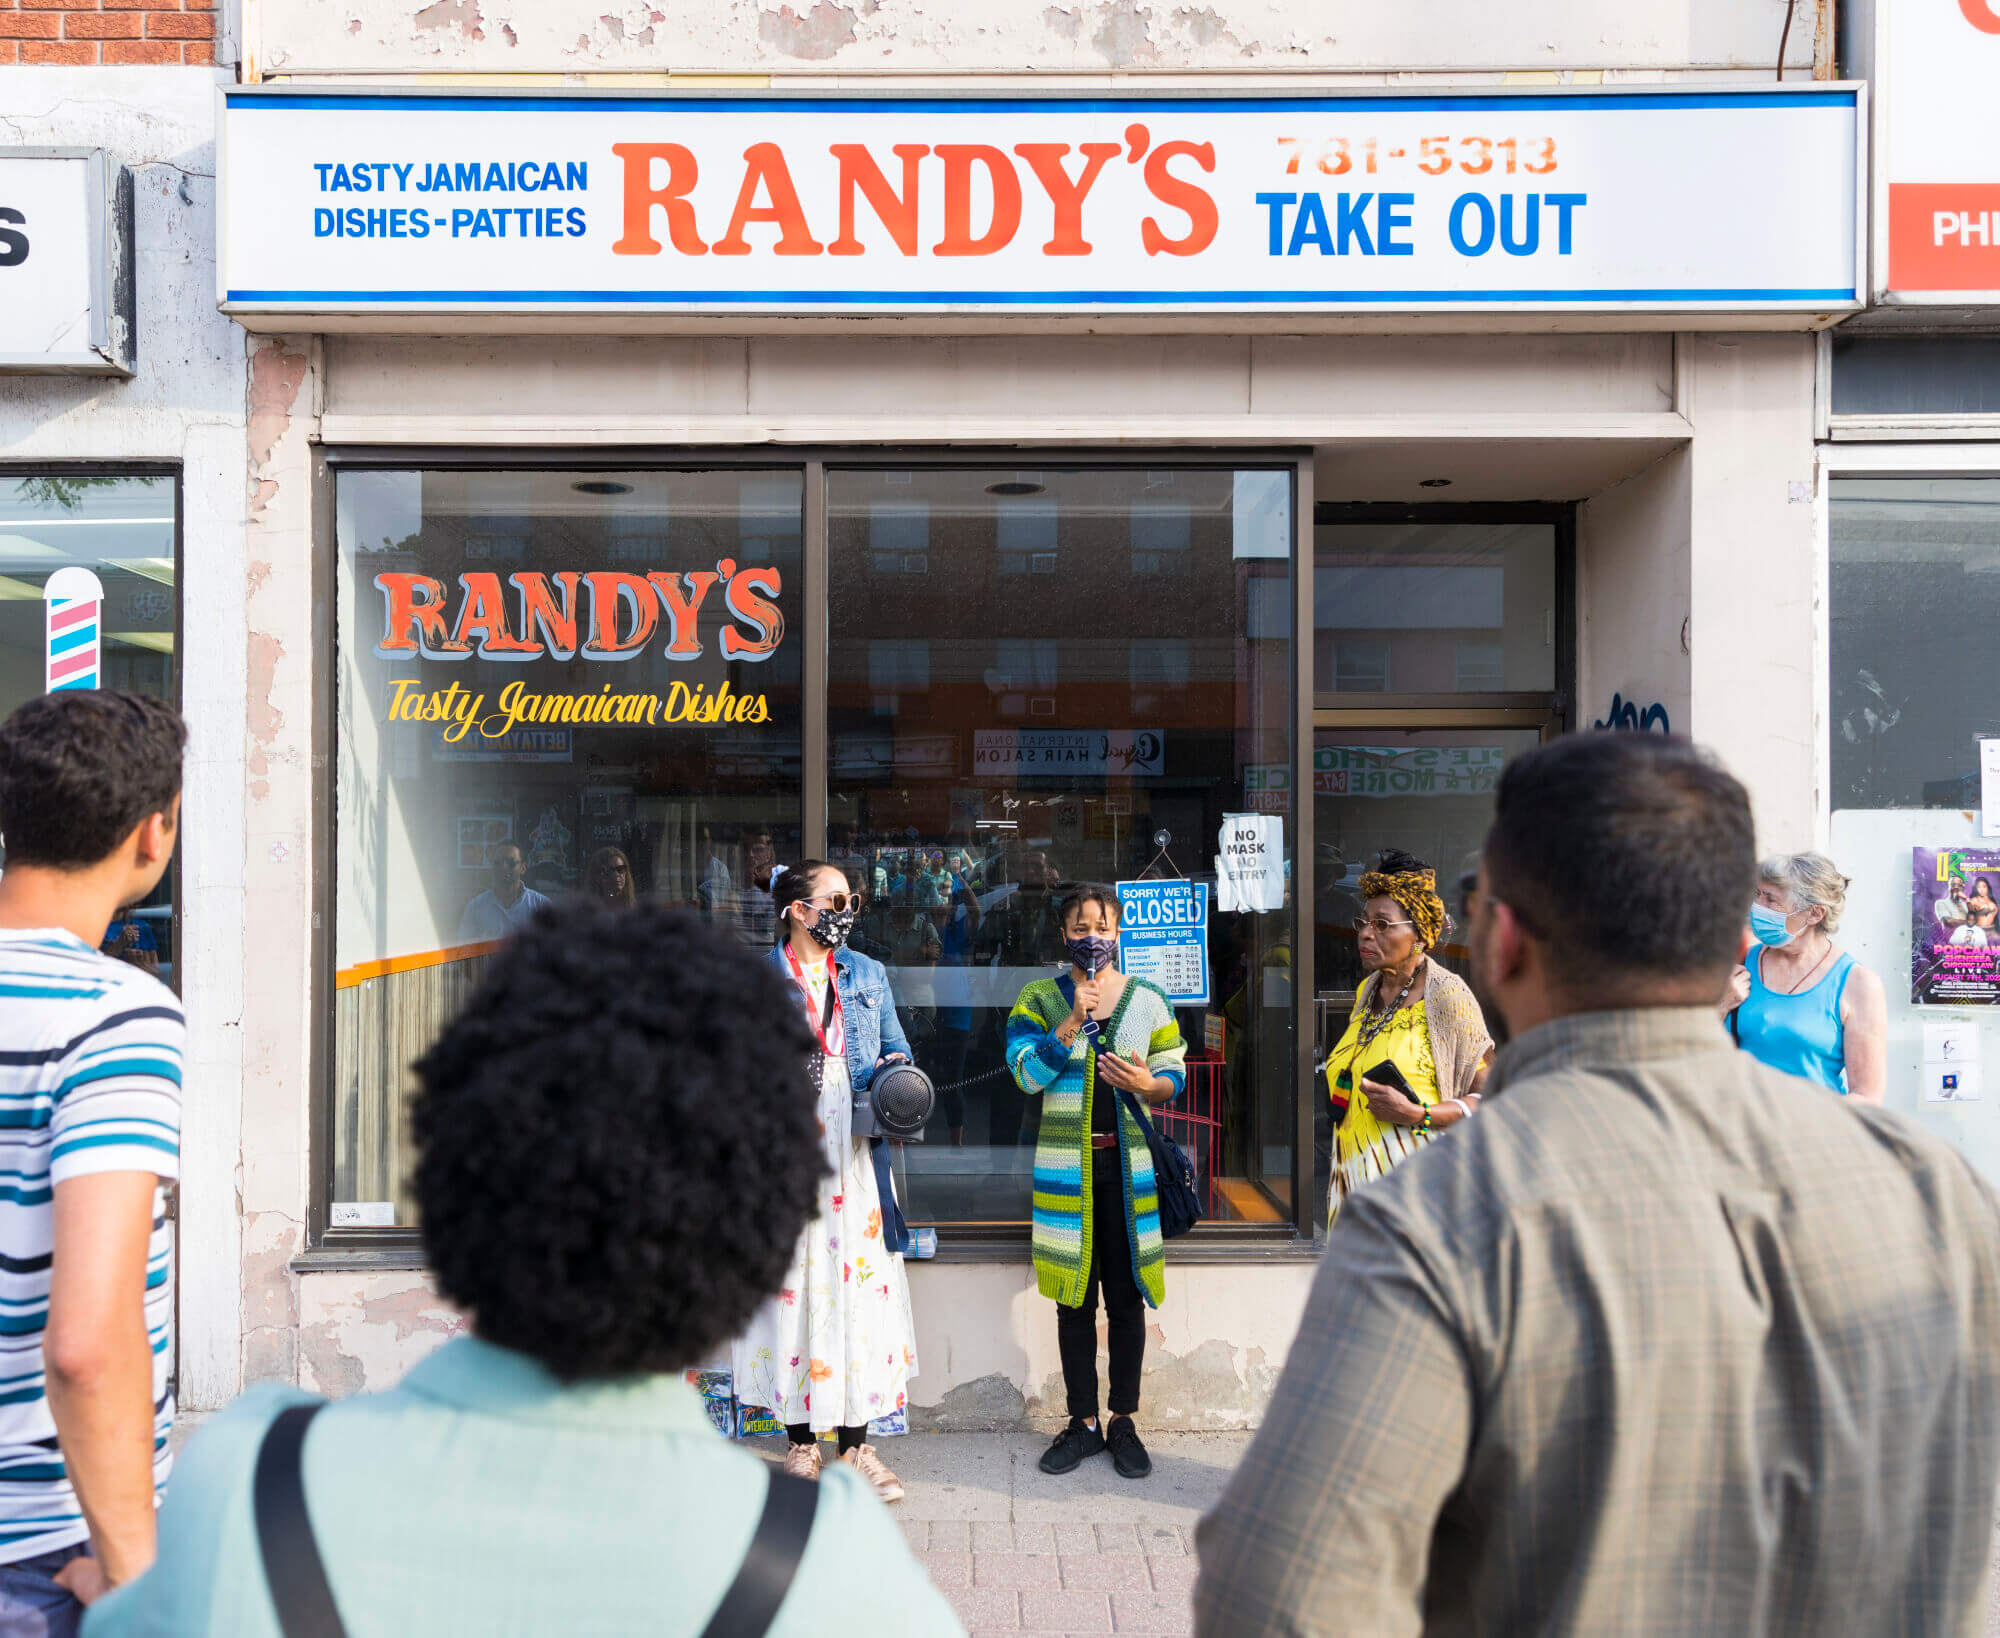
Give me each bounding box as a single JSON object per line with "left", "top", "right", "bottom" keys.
{"left": 801, "top": 904, "right": 858, "bottom": 950}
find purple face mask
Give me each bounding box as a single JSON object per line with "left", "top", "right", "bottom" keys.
{"left": 1066, "top": 934, "right": 1118, "bottom": 977}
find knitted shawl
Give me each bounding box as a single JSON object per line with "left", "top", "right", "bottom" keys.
{"left": 1006, "top": 975, "right": 1188, "bottom": 1310}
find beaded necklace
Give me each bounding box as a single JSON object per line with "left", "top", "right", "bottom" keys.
{"left": 1353, "top": 964, "right": 1420, "bottom": 1056}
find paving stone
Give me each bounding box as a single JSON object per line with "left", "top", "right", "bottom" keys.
{"left": 974, "top": 1551, "right": 1062, "bottom": 1588}
{"left": 1110, "top": 1592, "right": 1194, "bottom": 1634}
{"left": 1052, "top": 1521, "right": 1101, "bottom": 1556}
{"left": 922, "top": 1550, "right": 973, "bottom": 1591}
{"left": 948, "top": 1587, "right": 1022, "bottom": 1630}
{"left": 1009, "top": 1521, "right": 1057, "bottom": 1554}
{"left": 1146, "top": 1555, "right": 1198, "bottom": 1595}
{"left": 928, "top": 1519, "right": 973, "bottom": 1552}
{"left": 1141, "top": 1524, "right": 1188, "bottom": 1556}
{"left": 1093, "top": 1522, "right": 1143, "bottom": 1554}
{"left": 971, "top": 1520, "right": 1017, "bottom": 1553}
{"left": 900, "top": 1519, "right": 928, "bottom": 1554}
{"left": 1021, "top": 1587, "right": 1114, "bottom": 1632}
{"left": 1059, "top": 1554, "right": 1151, "bottom": 1591}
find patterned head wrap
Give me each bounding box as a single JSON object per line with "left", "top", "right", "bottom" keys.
{"left": 1357, "top": 865, "right": 1448, "bottom": 950}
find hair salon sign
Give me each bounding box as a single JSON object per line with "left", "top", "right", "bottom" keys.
{"left": 218, "top": 87, "right": 1859, "bottom": 316}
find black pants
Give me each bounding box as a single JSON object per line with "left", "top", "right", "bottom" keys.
{"left": 1056, "top": 1144, "right": 1146, "bottom": 1421}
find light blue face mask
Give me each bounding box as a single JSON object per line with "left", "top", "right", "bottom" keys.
{"left": 1749, "top": 902, "right": 1796, "bottom": 948}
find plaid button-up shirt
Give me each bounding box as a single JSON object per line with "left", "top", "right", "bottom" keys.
{"left": 1195, "top": 1006, "right": 2000, "bottom": 1637}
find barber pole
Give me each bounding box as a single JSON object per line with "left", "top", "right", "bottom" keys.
{"left": 43, "top": 566, "right": 103, "bottom": 692}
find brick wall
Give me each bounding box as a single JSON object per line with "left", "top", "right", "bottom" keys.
{"left": 0, "top": 0, "right": 212, "bottom": 64}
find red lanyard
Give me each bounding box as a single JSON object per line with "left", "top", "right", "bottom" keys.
{"left": 786, "top": 946, "right": 844, "bottom": 1059}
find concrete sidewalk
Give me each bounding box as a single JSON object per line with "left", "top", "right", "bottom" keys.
{"left": 754, "top": 1430, "right": 1249, "bottom": 1635}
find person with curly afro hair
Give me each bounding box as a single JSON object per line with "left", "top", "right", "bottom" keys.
{"left": 85, "top": 907, "right": 964, "bottom": 1638}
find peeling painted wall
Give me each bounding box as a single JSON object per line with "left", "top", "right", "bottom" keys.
{"left": 0, "top": 69, "right": 250, "bottom": 1415}
{"left": 252, "top": 0, "right": 1824, "bottom": 79}
{"left": 238, "top": 328, "right": 317, "bottom": 1397}
{"left": 298, "top": 1273, "right": 469, "bottom": 1396}
{"left": 285, "top": 1262, "right": 1307, "bottom": 1429}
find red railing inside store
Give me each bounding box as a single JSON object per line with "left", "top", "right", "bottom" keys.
{"left": 1156, "top": 1050, "right": 1224, "bottom": 1220}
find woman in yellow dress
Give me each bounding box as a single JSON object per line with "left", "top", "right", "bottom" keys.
{"left": 1324, "top": 850, "right": 1495, "bottom": 1228}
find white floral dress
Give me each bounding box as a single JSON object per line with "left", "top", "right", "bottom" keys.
{"left": 731, "top": 954, "right": 919, "bottom": 1431}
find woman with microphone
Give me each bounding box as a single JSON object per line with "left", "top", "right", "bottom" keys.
{"left": 1005, "top": 884, "right": 1187, "bottom": 1483}
{"left": 731, "top": 861, "right": 919, "bottom": 1503}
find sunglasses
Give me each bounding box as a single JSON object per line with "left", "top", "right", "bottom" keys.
{"left": 803, "top": 891, "right": 856, "bottom": 914}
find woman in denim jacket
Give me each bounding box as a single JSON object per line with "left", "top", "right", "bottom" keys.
{"left": 731, "top": 861, "right": 920, "bottom": 1504}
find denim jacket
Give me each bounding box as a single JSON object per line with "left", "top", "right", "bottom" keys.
{"left": 767, "top": 942, "right": 914, "bottom": 1254}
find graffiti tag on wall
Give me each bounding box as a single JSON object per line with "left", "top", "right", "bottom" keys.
{"left": 1593, "top": 693, "right": 1671, "bottom": 734}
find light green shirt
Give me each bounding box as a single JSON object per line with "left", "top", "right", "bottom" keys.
{"left": 85, "top": 1335, "right": 963, "bottom": 1637}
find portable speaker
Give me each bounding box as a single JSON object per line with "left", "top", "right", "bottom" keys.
{"left": 854, "top": 1061, "right": 934, "bottom": 1141}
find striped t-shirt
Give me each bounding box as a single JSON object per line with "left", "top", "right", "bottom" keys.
{"left": 0, "top": 929, "right": 181, "bottom": 1563}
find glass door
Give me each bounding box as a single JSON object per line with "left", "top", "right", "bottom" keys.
{"left": 1309, "top": 716, "right": 1551, "bottom": 1224}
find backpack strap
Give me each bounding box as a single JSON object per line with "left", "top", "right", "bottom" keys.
{"left": 253, "top": 1402, "right": 347, "bottom": 1638}
{"left": 697, "top": 1470, "right": 819, "bottom": 1638}
{"left": 252, "top": 1401, "right": 817, "bottom": 1638}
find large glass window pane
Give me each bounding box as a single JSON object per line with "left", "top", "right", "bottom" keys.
{"left": 1831, "top": 337, "right": 2000, "bottom": 417}
{"left": 1830, "top": 478, "right": 2000, "bottom": 811}
{"left": 334, "top": 469, "right": 804, "bottom": 1222}
{"left": 0, "top": 473, "right": 177, "bottom": 980}
{"left": 1316, "top": 521, "right": 1556, "bottom": 695}
{"left": 829, "top": 466, "right": 1295, "bottom": 1230}
{"left": 1310, "top": 726, "right": 1543, "bottom": 1227}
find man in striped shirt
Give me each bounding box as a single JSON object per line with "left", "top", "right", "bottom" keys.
{"left": 0, "top": 691, "right": 185, "bottom": 1634}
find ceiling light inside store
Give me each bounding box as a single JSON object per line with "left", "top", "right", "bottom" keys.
{"left": 986, "top": 481, "right": 1046, "bottom": 497}
{"left": 571, "top": 481, "right": 633, "bottom": 496}
{"left": 1419, "top": 478, "right": 1453, "bottom": 488}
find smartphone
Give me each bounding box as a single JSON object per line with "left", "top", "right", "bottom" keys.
{"left": 1362, "top": 1060, "right": 1416, "bottom": 1099}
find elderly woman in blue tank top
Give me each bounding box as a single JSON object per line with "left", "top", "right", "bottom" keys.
{"left": 1724, "top": 852, "right": 1887, "bottom": 1102}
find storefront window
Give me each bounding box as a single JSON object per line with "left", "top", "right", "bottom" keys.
{"left": 1830, "top": 478, "right": 2000, "bottom": 811}
{"left": 334, "top": 469, "right": 803, "bottom": 1222}
{"left": 1316, "top": 519, "right": 1557, "bottom": 696}
{"left": 827, "top": 465, "right": 1296, "bottom": 1230}
{"left": 0, "top": 472, "right": 178, "bottom": 979}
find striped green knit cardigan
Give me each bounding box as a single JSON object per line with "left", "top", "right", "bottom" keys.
{"left": 1006, "top": 975, "right": 1188, "bottom": 1310}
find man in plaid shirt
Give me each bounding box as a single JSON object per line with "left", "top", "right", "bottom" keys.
{"left": 1196, "top": 734, "right": 2000, "bottom": 1637}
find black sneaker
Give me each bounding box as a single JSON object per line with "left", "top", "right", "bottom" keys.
{"left": 1105, "top": 1416, "right": 1152, "bottom": 1479}
{"left": 1039, "top": 1417, "right": 1106, "bottom": 1475}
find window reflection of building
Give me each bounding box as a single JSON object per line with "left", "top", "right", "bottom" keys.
{"left": 0, "top": 474, "right": 179, "bottom": 983}
{"left": 828, "top": 466, "right": 1295, "bottom": 1227}
{"left": 333, "top": 469, "right": 804, "bottom": 1219}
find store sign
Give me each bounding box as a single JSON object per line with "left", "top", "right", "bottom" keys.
{"left": 1876, "top": 0, "right": 2000, "bottom": 299}
{"left": 372, "top": 563, "right": 784, "bottom": 741}
{"left": 0, "top": 150, "right": 131, "bottom": 372}
{"left": 1319, "top": 745, "right": 1505, "bottom": 798}
{"left": 1246, "top": 746, "right": 1504, "bottom": 811}
{"left": 218, "top": 88, "right": 1859, "bottom": 316}
{"left": 974, "top": 729, "right": 1163, "bottom": 776}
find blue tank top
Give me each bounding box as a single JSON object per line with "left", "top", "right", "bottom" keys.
{"left": 1734, "top": 947, "right": 1855, "bottom": 1093}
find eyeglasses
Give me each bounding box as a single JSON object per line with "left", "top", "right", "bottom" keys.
{"left": 806, "top": 892, "right": 855, "bottom": 913}
{"left": 1351, "top": 917, "right": 1416, "bottom": 935}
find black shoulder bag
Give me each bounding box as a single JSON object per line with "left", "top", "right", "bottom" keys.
{"left": 1111, "top": 1087, "right": 1202, "bottom": 1239}
{"left": 254, "top": 1402, "right": 820, "bottom": 1638}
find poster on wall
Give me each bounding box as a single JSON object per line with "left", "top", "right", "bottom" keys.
{"left": 1911, "top": 847, "right": 2000, "bottom": 1005}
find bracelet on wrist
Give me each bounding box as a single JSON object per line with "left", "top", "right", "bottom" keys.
{"left": 1416, "top": 1108, "right": 1433, "bottom": 1136}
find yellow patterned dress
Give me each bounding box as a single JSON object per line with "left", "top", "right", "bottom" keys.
{"left": 1324, "top": 999, "right": 1441, "bottom": 1228}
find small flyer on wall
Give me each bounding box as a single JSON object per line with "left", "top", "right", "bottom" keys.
{"left": 1116, "top": 879, "right": 1211, "bottom": 1008}
{"left": 1911, "top": 847, "right": 2000, "bottom": 1005}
